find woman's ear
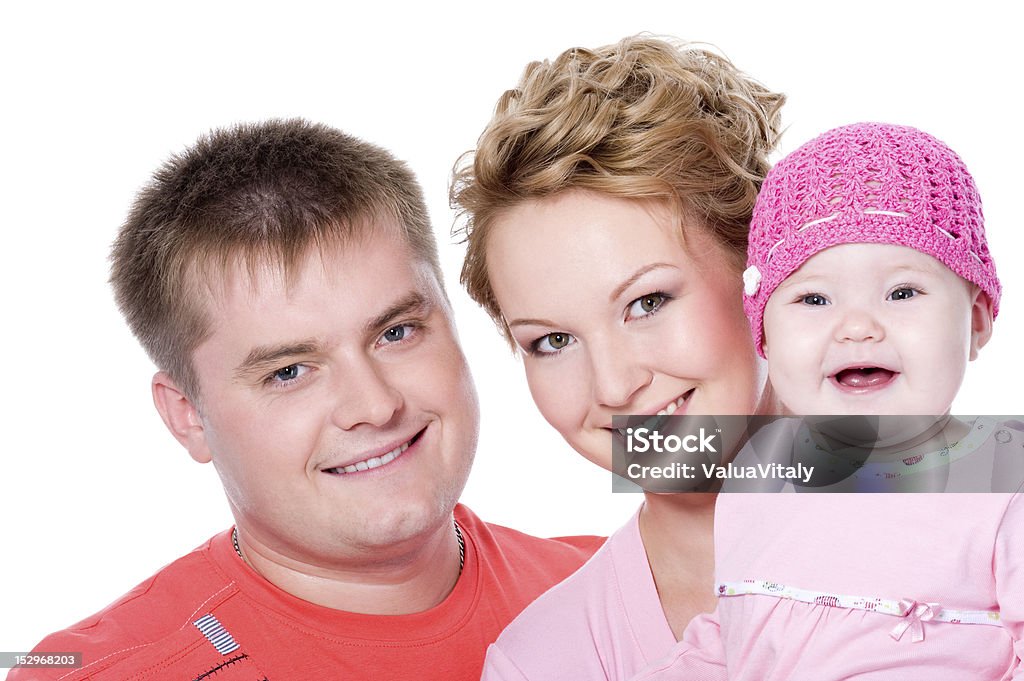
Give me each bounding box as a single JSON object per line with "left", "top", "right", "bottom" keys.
{"left": 151, "top": 371, "right": 213, "bottom": 463}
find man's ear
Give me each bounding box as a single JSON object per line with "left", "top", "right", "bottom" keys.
{"left": 969, "top": 289, "right": 995, "bottom": 361}
{"left": 152, "top": 372, "right": 213, "bottom": 463}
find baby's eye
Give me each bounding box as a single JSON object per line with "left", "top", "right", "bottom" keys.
{"left": 626, "top": 293, "right": 667, "bottom": 320}
{"left": 532, "top": 332, "right": 576, "bottom": 355}
{"left": 888, "top": 288, "right": 917, "bottom": 301}
{"left": 801, "top": 294, "right": 829, "bottom": 306}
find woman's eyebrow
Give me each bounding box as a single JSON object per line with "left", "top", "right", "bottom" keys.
{"left": 508, "top": 316, "right": 560, "bottom": 329}
{"left": 609, "top": 263, "right": 677, "bottom": 302}
{"left": 507, "top": 263, "right": 680, "bottom": 329}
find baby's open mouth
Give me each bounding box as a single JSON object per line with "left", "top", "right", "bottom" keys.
{"left": 832, "top": 367, "right": 898, "bottom": 389}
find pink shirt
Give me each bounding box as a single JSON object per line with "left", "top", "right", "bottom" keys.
{"left": 635, "top": 419, "right": 1024, "bottom": 680}
{"left": 482, "top": 507, "right": 677, "bottom": 680}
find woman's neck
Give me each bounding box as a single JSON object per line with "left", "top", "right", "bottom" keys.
{"left": 639, "top": 491, "right": 718, "bottom": 640}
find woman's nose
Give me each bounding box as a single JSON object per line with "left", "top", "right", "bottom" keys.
{"left": 589, "top": 335, "right": 654, "bottom": 409}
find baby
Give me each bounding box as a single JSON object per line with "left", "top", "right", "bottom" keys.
{"left": 634, "top": 123, "right": 1024, "bottom": 679}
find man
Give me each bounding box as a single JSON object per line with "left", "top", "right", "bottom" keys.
{"left": 11, "top": 120, "right": 600, "bottom": 680}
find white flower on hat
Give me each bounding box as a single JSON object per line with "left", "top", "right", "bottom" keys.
{"left": 743, "top": 265, "right": 762, "bottom": 297}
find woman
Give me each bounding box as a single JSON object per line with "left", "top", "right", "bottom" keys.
{"left": 451, "top": 36, "right": 784, "bottom": 679}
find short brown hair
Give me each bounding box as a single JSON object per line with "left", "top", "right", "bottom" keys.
{"left": 111, "top": 118, "right": 440, "bottom": 399}
{"left": 451, "top": 36, "right": 785, "bottom": 345}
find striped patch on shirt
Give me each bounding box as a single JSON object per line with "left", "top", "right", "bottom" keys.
{"left": 193, "top": 613, "right": 240, "bottom": 655}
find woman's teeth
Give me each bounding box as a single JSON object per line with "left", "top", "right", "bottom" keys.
{"left": 615, "top": 392, "right": 691, "bottom": 437}
{"left": 657, "top": 394, "right": 688, "bottom": 416}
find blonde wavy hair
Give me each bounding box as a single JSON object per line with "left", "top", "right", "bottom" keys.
{"left": 451, "top": 35, "right": 785, "bottom": 345}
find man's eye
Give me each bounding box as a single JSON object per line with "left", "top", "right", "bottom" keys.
{"left": 626, "top": 293, "right": 667, "bottom": 320}
{"left": 801, "top": 294, "right": 829, "bottom": 306}
{"left": 533, "top": 332, "right": 576, "bottom": 355}
{"left": 269, "top": 364, "right": 307, "bottom": 383}
{"left": 379, "top": 324, "right": 415, "bottom": 345}
{"left": 888, "top": 288, "right": 917, "bottom": 301}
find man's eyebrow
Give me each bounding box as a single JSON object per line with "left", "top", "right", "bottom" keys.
{"left": 232, "top": 294, "right": 432, "bottom": 379}
{"left": 365, "top": 292, "right": 432, "bottom": 334}
{"left": 235, "top": 341, "right": 322, "bottom": 379}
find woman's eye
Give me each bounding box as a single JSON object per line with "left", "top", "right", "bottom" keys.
{"left": 533, "top": 332, "right": 576, "bottom": 355}
{"left": 888, "top": 287, "right": 917, "bottom": 301}
{"left": 626, "top": 293, "right": 666, "bottom": 319}
{"left": 801, "top": 293, "right": 829, "bottom": 306}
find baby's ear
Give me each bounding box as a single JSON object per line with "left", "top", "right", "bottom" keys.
{"left": 969, "top": 287, "right": 995, "bottom": 361}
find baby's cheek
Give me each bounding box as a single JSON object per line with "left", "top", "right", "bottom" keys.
{"left": 928, "top": 344, "right": 970, "bottom": 409}
{"left": 764, "top": 351, "right": 812, "bottom": 415}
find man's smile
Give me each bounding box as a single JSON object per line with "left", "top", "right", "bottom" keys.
{"left": 320, "top": 426, "right": 428, "bottom": 475}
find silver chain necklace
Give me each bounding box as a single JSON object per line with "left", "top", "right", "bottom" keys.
{"left": 232, "top": 520, "right": 466, "bottom": 575}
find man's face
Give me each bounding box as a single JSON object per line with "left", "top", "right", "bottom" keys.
{"left": 175, "top": 227, "right": 478, "bottom": 565}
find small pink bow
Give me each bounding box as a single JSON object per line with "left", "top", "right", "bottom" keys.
{"left": 890, "top": 600, "right": 938, "bottom": 642}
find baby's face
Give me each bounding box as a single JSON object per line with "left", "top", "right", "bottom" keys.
{"left": 762, "top": 243, "right": 989, "bottom": 415}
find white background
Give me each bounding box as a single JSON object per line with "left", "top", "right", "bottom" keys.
{"left": 2, "top": 0, "right": 1020, "bottom": 655}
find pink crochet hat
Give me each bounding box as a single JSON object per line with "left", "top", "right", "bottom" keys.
{"left": 743, "top": 122, "right": 1000, "bottom": 357}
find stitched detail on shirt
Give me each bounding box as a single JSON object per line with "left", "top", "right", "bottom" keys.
{"left": 191, "top": 653, "right": 260, "bottom": 681}
{"left": 54, "top": 584, "right": 239, "bottom": 680}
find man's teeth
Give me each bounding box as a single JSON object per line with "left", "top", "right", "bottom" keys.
{"left": 336, "top": 441, "right": 410, "bottom": 474}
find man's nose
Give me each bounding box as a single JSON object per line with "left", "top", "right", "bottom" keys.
{"left": 330, "top": 360, "right": 404, "bottom": 430}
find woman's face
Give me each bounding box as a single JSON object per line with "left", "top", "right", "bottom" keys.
{"left": 486, "top": 190, "right": 762, "bottom": 471}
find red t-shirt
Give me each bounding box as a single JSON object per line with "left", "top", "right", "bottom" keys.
{"left": 11, "top": 505, "right": 602, "bottom": 680}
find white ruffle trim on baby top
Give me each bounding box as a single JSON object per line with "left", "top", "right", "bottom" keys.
{"left": 717, "top": 579, "right": 1002, "bottom": 643}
